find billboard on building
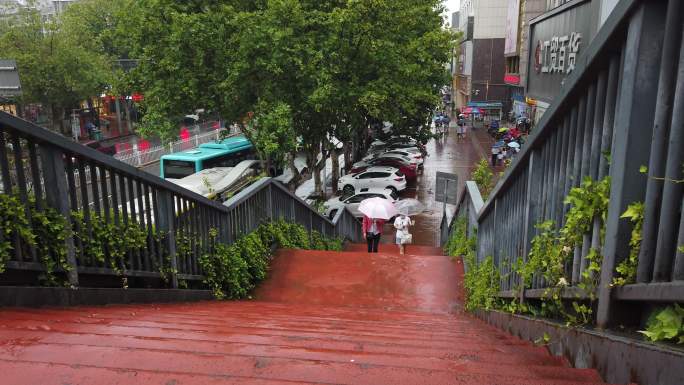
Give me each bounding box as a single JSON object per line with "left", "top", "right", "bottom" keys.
{"left": 526, "top": 0, "right": 596, "bottom": 103}
{"left": 505, "top": 0, "right": 521, "bottom": 55}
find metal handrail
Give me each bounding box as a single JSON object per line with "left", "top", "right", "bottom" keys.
{"left": 466, "top": 0, "right": 684, "bottom": 331}
{"left": 0, "top": 111, "right": 228, "bottom": 212}
{"left": 0, "top": 111, "right": 362, "bottom": 288}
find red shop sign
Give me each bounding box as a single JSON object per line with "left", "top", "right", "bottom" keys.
{"left": 504, "top": 74, "right": 520, "bottom": 85}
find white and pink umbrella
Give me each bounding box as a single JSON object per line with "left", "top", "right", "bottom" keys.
{"left": 358, "top": 197, "right": 398, "bottom": 220}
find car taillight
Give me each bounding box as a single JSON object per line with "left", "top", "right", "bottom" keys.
{"left": 394, "top": 177, "right": 403, "bottom": 181}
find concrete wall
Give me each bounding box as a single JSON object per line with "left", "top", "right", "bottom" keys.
{"left": 460, "top": 40, "right": 473, "bottom": 76}
{"left": 473, "top": 0, "right": 508, "bottom": 39}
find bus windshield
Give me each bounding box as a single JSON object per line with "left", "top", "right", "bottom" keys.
{"left": 160, "top": 135, "right": 255, "bottom": 179}
{"left": 163, "top": 159, "right": 196, "bottom": 179}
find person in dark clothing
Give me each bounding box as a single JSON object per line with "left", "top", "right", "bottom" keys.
{"left": 362, "top": 215, "right": 385, "bottom": 253}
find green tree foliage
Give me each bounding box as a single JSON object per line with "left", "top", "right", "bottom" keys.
{"left": 472, "top": 159, "right": 494, "bottom": 199}
{"left": 0, "top": 2, "right": 112, "bottom": 133}
{"left": 121, "top": 0, "right": 454, "bottom": 192}
{"left": 2, "top": 0, "right": 453, "bottom": 192}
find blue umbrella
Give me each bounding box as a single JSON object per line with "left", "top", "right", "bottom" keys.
{"left": 493, "top": 140, "right": 505, "bottom": 148}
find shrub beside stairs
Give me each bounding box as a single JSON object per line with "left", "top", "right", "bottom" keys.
{"left": 0, "top": 243, "right": 613, "bottom": 384}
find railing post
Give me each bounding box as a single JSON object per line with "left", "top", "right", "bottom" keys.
{"left": 520, "top": 148, "right": 543, "bottom": 302}
{"left": 157, "top": 190, "right": 178, "bottom": 288}
{"left": 597, "top": 1, "right": 666, "bottom": 329}
{"left": 39, "top": 144, "right": 79, "bottom": 287}
{"left": 267, "top": 182, "right": 273, "bottom": 220}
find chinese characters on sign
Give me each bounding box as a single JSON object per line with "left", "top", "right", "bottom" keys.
{"left": 535, "top": 32, "right": 582, "bottom": 74}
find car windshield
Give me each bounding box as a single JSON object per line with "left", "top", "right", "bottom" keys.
{"left": 395, "top": 171, "right": 404, "bottom": 177}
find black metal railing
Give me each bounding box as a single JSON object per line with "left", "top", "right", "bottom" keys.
{"left": 0, "top": 111, "right": 361, "bottom": 289}
{"left": 442, "top": 0, "right": 683, "bottom": 328}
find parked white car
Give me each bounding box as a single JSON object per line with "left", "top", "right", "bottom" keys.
{"left": 338, "top": 166, "right": 407, "bottom": 195}
{"left": 323, "top": 188, "right": 398, "bottom": 219}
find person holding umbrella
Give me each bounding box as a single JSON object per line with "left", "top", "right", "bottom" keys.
{"left": 359, "top": 197, "right": 398, "bottom": 253}
{"left": 362, "top": 215, "right": 385, "bottom": 253}
{"left": 393, "top": 199, "right": 423, "bottom": 255}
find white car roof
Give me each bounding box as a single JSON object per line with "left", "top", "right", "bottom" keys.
{"left": 376, "top": 153, "right": 411, "bottom": 161}
{"left": 387, "top": 146, "right": 420, "bottom": 153}
{"left": 355, "top": 187, "right": 394, "bottom": 195}
{"left": 359, "top": 166, "right": 399, "bottom": 173}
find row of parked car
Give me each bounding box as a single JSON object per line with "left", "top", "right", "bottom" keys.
{"left": 322, "top": 136, "right": 426, "bottom": 219}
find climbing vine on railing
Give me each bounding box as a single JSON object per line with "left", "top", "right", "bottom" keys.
{"left": 444, "top": 217, "right": 475, "bottom": 259}
{"left": 0, "top": 193, "right": 71, "bottom": 285}
{"left": 1, "top": 190, "right": 344, "bottom": 294}
{"left": 515, "top": 176, "right": 610, "bottom": 324}
{"left": 640, "top": 304, "right": 684, "bottom": 345}
{"left": 464, "top": 255, "right": 500, "bottom": 311}
{"left": 443, "top": 217, "right": 497, "bottom": 311}
{"left": 472, "top": 159, "right": 494, "bottom": 199}
{"left": 199, "top": 220, "right": 343, "bottom": 299}
{"left": 0, "top": 194, "right": 35, "bottom": 273}
{"left": 613, "top": 202, "right": 644, "bottom": 286}
{"left": 451, "top": 176, "right": 611, "bottom": 324}
{"left": 32, "top": 200, "right": 71, "bottom": 286}
{"left": 71, "top": 210, "right": 149, "bottom": 275}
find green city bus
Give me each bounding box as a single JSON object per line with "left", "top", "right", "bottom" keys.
{"left": 160, "top": 135, "right": 255, "bottom": 179}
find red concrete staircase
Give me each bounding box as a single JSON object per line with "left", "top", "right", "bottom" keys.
{"left": 0, "top": 244, "right": 608, "bottom": 385}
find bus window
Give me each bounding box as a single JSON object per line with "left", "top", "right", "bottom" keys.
{"left": 203, "top": 153, "right": 236, "bottom": 169}
{"left": 163, "top": 159, "right": 196, "bottom": 179}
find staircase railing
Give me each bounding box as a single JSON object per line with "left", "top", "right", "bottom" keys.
{"left": 440, "top": 181, "right": 484, "bottom": 250}
{"left": 448, "top": 0, "right": 684, "bottom": 329}
{"left": 0, "top": 111, "right": 361, "bottom": 289}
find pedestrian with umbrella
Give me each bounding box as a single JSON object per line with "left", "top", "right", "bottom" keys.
{"left": 491, "top": 140, "right": 505, "bottom": 166}
{"left": 393, "top": 199, "right": 424, "bottom": 255}
{"left": 359, "top": 197, "right": 398, "bottom": 253}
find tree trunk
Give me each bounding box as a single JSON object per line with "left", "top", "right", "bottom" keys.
{"left": 287, "top": 152, "right": 301, "bottom": 187}
{"left": 309, "top": 144, "right": 327, "bottom": 198}
{"left": 123, "top": 100, "right": 132, "bottom": 134}
{"left": 313, "top": 162, "right": 323, "bottom": 197}
{"left": 53, "top": 105, "right": 67, "bottom": 134}
{"left": 343, "top": 141, "right": 351, "bottom": 173}
{"left": 331, "top": 147, "right": 339, "bottom": 194}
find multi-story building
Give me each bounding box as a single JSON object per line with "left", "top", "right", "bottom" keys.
{"left": 503, "top": 0, "right": 546, "bottom": 120}
{"left": 453, "top": 0, "right": 509, "bottom": 120}
{"left": 40, "top": 0, "right": 77, "bottom": 18}
{"left": 522, "top": 0, "right": 620, "bottom": 124}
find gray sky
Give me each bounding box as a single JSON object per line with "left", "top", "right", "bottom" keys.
{"left": 442, "top": 0, "right": 460, "bottom": 18}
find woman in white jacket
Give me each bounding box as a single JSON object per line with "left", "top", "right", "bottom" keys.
{"left": 393, "top": 214, "right": 413, "bottom": 255}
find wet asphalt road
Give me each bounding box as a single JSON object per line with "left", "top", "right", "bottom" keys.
{"left": 380, "top": 126, "right": 493, "bottom": 247}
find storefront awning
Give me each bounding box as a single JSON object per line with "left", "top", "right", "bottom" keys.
{"left": 466, "top": 102, "right": 503, "bottom": 109}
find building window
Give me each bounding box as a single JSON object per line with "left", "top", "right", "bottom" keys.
{"left": 546, "top": 0, "right": 572, "bottom": 11}
{"left": 506, "top": 56, "right": 520, "bottom": 74}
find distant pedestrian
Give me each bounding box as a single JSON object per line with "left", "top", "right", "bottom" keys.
{"left": 362, "top": 215, "right": 385, "bottom": 253}
{"left": 498, "top": 148, "right": 507, "bottom": 164}
{"left": 491, "top": 146, "right": 500, "bottom": 166}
